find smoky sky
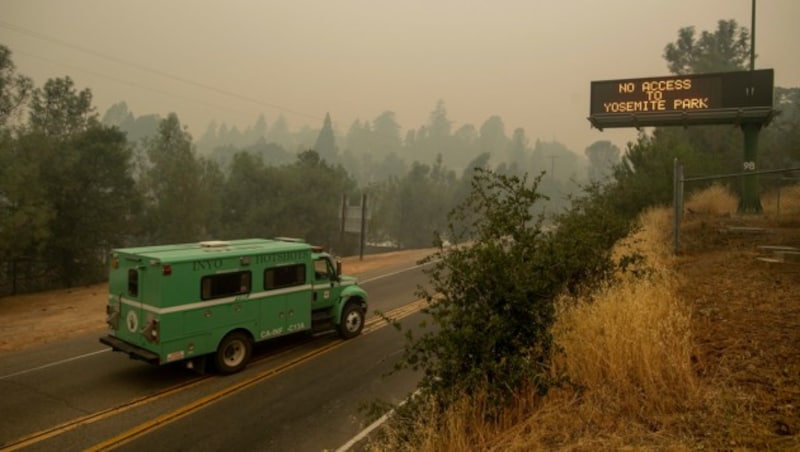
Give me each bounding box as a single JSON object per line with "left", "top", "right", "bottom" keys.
{"left": 2, "top": 0, "right": 798, "bottom": 155}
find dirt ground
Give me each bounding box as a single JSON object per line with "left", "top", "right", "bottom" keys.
{"left": 676, "top": 212, "right": 800, "bottom": 446}
{"left": 0, "top": 248, "right": 434, "bottom": 353}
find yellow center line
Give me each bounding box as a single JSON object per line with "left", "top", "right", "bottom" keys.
{"left": 1, "top": 300, "right": 427, "bottom": 451}
{"left": 0, "top": 377, "right": 208, "bottom": 451}
{"left": 364, "top": 298, "right": 428, "bottom": 334}
{"left": 86, "top": 340, "right": 345, "bottom": 451}
{"left": 86, "top": 299, "right": 427, "bottom": 451}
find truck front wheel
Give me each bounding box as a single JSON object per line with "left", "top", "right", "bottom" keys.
{"left": 338, "top": 303, "right": 365, "bottom": 339}
{"left": 214, "top": 331, "right": 252, "bottom": 374}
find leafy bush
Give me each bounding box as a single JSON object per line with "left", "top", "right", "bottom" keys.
{"left": 392, "top": 165, "right": 645, "bottom": 403}
{"left": 395, "top": 168, "right": 558, "bottom": 405}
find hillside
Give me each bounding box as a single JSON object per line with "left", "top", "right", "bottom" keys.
{"left": 375, "top": 186, "right": 800, "bottom": 451}
{"left": 672, "top": 199, "right": 800, "bottom": 446}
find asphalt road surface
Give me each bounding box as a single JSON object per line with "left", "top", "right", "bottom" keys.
{"left": 0, "top": 259, "right": 430, "bottom": 451}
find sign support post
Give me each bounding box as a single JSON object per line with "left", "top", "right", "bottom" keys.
{"left": 740, "top": 122, "right": 763, "bottom": 213}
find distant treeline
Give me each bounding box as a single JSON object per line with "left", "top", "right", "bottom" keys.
{"left": 2, "top": 25, "right": 799, "bottom": 296}
{"left": 0, "top": 45, "right": 610, "bottom": 295}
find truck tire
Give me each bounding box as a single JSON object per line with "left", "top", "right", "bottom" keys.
{"left": 214, "top": 331, "right": 252, "bottom": 374}
{"left": 338, "top": 302, "right": 365, "bottom": 339}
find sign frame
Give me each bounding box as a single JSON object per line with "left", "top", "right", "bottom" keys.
{"left": 588, "top": 69, "right": 775, "bottom": 130}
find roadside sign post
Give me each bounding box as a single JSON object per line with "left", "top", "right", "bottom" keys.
{"left": 341, "top": 193, "right": 369, "bottom": 260}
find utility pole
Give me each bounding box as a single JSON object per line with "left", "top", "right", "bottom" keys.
{"left": 548, "top": 155, "right": 557, "bottom": 179}
{"left": 740, "top": 0, "right": 763, "bottom": 213}
{"left": 750, "top": 0, "right": 756, "bottom": 71}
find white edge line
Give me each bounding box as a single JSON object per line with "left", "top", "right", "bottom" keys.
{"left": 0, "top": 349, "right": 110, "bottom": 380}
{"left": 335, "top": 389, "right": 422, "bottom": 452}
{"left": 359, "top": 261, "right": 432, "bottom": 285}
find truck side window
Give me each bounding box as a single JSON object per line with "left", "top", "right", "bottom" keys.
{"left": 314, "top": 258, "right": 331, "bottom": 280}
{"left": 264, "top": 264, "right": 306, "bottom": 290}
{"left": 201, "top": 271, "right": 251, "bottom": 300}
{"left": 128, "top": 269, "right": 139, "bottom": 297}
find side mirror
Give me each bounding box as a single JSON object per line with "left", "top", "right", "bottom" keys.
{"left": 336, "top": 259, "right": 342, "bottom": 278}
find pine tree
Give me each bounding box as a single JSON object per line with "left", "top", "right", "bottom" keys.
{"left": 313, "top": 112, "right": 338, "bottom": 163}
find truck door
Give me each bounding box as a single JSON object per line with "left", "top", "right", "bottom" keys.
{"left": 312, "top": 257, "right": 339, "bottom": 308}
{"left": 116, "top": 264, "right": 147, "bottom": 347}
{"left": 259, "top": 292, "right": 286, "bottom": 339}
{"left": 261, "top": 263, "right": 311, "bottom": 338}
{"left": 284, "top": 279, "right": 311, "bottom": 334}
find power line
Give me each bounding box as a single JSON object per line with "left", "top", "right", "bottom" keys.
{"left": 0, "top": 20, "right": 323, "bottom": 122}
{"left": 12, "top": 48, "right": 255, "bottom": 120}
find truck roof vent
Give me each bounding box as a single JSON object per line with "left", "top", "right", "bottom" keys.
{"left": 200, "top": 240, "right": 230, "bottom": 248}
{"left": 274, "top": 237, "right": 305, "bottom": 243}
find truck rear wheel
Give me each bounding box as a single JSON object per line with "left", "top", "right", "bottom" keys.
{"left": 338, "top": 303, "right": 364, "bottom": 339}
{"left": 214, "top": 331, "right": 252, "bottom": 374}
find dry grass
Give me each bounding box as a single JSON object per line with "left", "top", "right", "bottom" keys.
{"left": 372, "top": 185, "right": 800, "bottom": 451}
{"left": 763, "top": 184, "right": 800, "bottom": 226}
{"left": 685, "top": 183, "right": 739, "bottom": 216}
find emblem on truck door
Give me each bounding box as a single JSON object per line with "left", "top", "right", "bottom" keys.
{"left": 126, "top": 310, "right": 138, "bottom": 333}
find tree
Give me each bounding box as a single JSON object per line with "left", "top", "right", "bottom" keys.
{"left": 141, "top": 114, "right": 209, "bottom": 244}
{"left": 372, "top": 152, "right": 407, "bottom": 181}
{"left": 585, "top": 140, "right": 621, "bottom": 182}
{"left": 0, "top": 132, "right": 53, "bottom": 288}
{"left": 761, "top": 87, "right": 800, "bottom": 170}
{"left": 407, "top": 100, "right": 458, "bottom": 168}
{"left": 101, "top": 101, "right": 134, "bottom": 128}
{"left": 372, "top": 111, "right": 403, "bottom": 156}
{"left": 427, "top": 99, "right": 451, "bottom": 138}
{"left": 478, "top": 115, "right": 508, "bottom": 156}
{"left": 664, "top": 19, "right": 751, "bottom": 75}
{"left": 614, "top": 131, "right": 704, "bottom": 212}
{"left": 101, "top": 102, "right": 162, "bottom": 146}
{"left": 283, "top": 150, "right": 356, "bottom": 247}
{"left": 43, "top": 126, "right": 139, "bottom": 285}
{"left": 656, "top": 19, "right": 774, "bottom": 198}
{"left": 199, "top": 120, "right": 219, "bottom": 150}
{"left": 29, "top": 76, "right": 97, "bottom": 137}
{"left": 313, "top": 112, "right": 338, "bottom": 162}
{"left": 530, "top": 139, "right": 583, "bottom": 182}
{"left": 370, "top": 111, "right": 402, "bottom": 157}
{"left": 395, "top": 158, "right": 454, "bottom": 248}
{"left": 345, "top": 119, "right": 371, "bottom": 155}
{"left": 507, "top": 127, "right": 530, "bottom": 173}
{"left": 7, "top": 77, "right": 139, "bottom": 287}
{"left": 0, "top": 73, "right": 144, "bottom": 290}
{"left": 127, "top": 113, "right": 161, "bottom": 145}
{"left": 252, "top": 114, "right": 268, "bottom": 141}
{"left": 219, "top": 152, "right": 273, "bottom": 239}
{"left": 249, "top": 139, "right": 293, "bottom": 166}
{"left": 453, "top": 124, "right": 478, "bottom": 146}
{"left": 268, "top": 115, "right": 293, "bottom": 150}
{"left": 198, "top": 157, "right": 225, "bottom": 239}
{"left": 0, "top": 45, "right": 33, "bottom": 128}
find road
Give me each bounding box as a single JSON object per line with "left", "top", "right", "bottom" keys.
{"left": 0, "top": 259, "right": 430, "bottom": 451}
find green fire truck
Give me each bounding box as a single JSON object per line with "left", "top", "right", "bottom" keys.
{"left": 99, "top": 238, "right": 368, "bottom": 374}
